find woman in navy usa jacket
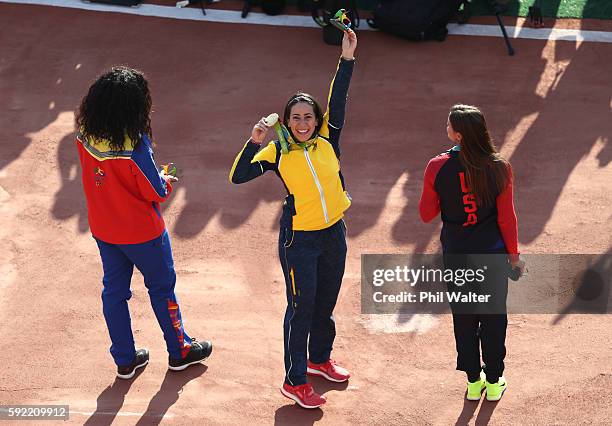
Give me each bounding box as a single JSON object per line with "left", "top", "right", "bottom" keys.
{"left": 419, "top": 104, "right": 526, "bottom": 402}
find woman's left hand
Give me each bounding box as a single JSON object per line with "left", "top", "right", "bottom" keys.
{"left": 161, "top": 170, "right": 179, "bottom": 183}
{"left": 341, "top": 29, "right": 357, "bottom": 60}
{"left": 510, "top": 256, "right": 527, "bottom": 278}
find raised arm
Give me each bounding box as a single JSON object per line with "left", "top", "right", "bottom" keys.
{"left": 320, "top": 29, "right": 357, "bottom": 158}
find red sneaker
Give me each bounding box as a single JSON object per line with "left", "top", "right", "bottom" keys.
{"left": 280, "top": 383, "right": 326, "bottom": 409}
{"left": 307, "top": 359, "right": 350, "bottom": 383}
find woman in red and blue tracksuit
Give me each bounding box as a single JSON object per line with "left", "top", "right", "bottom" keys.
{"left": 76, "top": 67, "right": 211, "bottom": 379}
{"left": 229, "top": 30, "right": 357, "bottom": 409}
{"left": 419, "top": 104, "right": 526, "bottom": 402}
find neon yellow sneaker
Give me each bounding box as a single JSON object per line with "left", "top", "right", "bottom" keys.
{"left": 485, "top": 377, "right": 507, "bottom": 401}
{"left": 466, "top": 371, "right": 486, "bottom": 400}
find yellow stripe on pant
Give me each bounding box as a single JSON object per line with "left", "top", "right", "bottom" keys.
{"left": 290, "top": 267, "right": 297, "bottom": 297}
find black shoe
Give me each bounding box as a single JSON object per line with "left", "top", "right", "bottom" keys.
{"left": 168, "top": 339, "right": 212, "bottom": 371}
{"left": 117, "top": 348, "right": 149, "bottom": 379}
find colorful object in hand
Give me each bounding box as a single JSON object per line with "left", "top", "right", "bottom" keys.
{"left": 331, "top": 9, "right": 351, "bottom": 32}
{"left": 264, "top": 112, "right": 293, "bottom": 154}
{"left": 162, "top": 163, "right": 177, "bottom": 177}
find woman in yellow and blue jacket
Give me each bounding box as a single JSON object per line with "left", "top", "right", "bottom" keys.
{"left": 230, "top": 30, "right": 357, "bottom": 409}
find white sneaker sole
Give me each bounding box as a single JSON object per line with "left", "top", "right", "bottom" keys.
{"left": 280, "top": 387, "right": 324, "bottom": 409}
{"left": 306, "top": 367, "right": 349, "bottom": 383}
{"left": 466, "top": 391, "right": 484, "bottom": 401}
{"left": 117, "top": 359, "right": 149, "bottom": 380}
{"left": 168, "top": 351, "right": 211, "bottom": 371}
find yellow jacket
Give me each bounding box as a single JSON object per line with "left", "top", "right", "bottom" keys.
{"left": 229, "top": 57, "right": 354, "bottom": 231}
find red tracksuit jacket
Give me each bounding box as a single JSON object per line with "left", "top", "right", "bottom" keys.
{"left": 76, "top": 132, "right": 172, "bottom": 244}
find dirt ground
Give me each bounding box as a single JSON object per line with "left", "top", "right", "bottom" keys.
{"left": 0, "top": 2, "right": 611, "bottom": 425}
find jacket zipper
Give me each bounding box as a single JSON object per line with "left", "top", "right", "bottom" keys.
{"left": 303, "top": 148, "right": 329, "bottom": 224}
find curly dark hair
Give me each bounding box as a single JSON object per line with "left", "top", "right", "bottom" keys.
{"left": 76, "top": 66, "right": 152, "bottom": 151}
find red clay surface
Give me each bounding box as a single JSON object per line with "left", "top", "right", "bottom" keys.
{"left": 1, "top": 3, "right": 611, "bottom": 425}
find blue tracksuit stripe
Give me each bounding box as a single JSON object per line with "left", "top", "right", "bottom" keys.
{"left": 131, "top": 134, "right": 169, "bottom": 199}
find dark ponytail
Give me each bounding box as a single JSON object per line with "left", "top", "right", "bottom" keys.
{"left": 449, "top": 104, "right": 510, "bottom": 207}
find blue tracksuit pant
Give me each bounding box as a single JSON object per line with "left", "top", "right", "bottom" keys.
{"left": 279, "top": 219, "right": 347, "bottom": 386}
{"left": 95, "top": 230, "right": 191, "bottom": 366}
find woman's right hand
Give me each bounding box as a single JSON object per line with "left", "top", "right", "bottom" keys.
{"left": 251, "top": 117, "right": 270, "bottom": 145}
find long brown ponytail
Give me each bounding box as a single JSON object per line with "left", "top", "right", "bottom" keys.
{"left": 449, "top": 104, "right": 510, "bottom": 207}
